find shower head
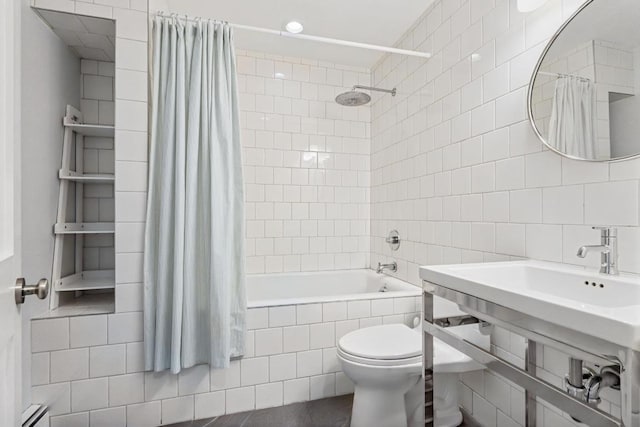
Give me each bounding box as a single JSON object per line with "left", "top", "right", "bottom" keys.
{"left": 335, "top": 85, "right": 396, "bottom": 106}
{"left": 335, "top": 90, "right": 371, "bottom": 106}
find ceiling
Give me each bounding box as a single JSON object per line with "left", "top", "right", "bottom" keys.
{"left": 159, "top": 0, "right": 434, "bottom": 68}
{"left": 34, "top": 9, "right": 115, "bottom": 61}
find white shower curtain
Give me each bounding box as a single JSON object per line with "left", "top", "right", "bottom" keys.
{"left": 144, "top": 15, "right": 246, "bottom": 373}
{"left": 548, "top": 76, "right": 597, "bottom": 159}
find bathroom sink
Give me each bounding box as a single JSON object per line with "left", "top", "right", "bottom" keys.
{"left": 420, "top": 260, "right": 640, "bottom": 351}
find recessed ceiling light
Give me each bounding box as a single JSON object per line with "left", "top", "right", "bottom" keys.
{"left": 274, "top": 72, "right": 286, "bottom": 79}
{"left": 517, "top": 0, "right": 547, "bottom": 12}
{"left": 471, "top": 53, "right": 481, "bottom": 62}
{"left": 285, "top": 21, "right": 304, "bottom": 34}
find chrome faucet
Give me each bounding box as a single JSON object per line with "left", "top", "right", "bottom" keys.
{"left": 376, "top": 261, "right": 397, "bottom": 274}
{"left": 577, "top": 227, "right": 618, "bottom": 275}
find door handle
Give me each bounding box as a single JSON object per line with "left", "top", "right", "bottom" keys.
{"left": 15, "top": 278, "right": 49, "bottom": 305}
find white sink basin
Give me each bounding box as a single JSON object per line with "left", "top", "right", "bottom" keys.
{"left": 420, "top": 260, "right": 640, "bottom": 351}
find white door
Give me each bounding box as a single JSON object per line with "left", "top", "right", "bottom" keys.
{"left": 0, "top": 0, "right": 22, "bottom": 425}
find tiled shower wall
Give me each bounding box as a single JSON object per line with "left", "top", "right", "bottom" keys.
{"left": 237, "top": 50, "right": 372, "bottom": 274}
{"left": 370, "top": 0, "right": 639, "bottom": 426}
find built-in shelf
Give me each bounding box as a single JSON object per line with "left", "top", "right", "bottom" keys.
{"left": 51, "top": 105, "right": 116, "bottom": 312}
{"left": 37, "top": 293, "right": 115, "bottom": 318}
{"left": 54, "top": 222, "right": 115, "bottom": 234}
{"left": 58, "top": 170, "right": 115, "bottom": 183}
{"left": 55, "top": 269, "right": 115, "bottom": 292}
{"left": 63, "top": 121, "right": 115, "bottom": 137}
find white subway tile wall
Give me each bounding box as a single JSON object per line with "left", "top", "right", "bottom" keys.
{"left": 81, "top": 60, "right": 116, "bottom": 271}
{"left": 371, "top": 0, "right": 639, "bottom": 286}
{"left": 32, "top": 297, "right": 419, "bottom": 425}
{"left": 370, "top": 0, "right": 637, "bottom": 425}
{"left": 237, "top": 50, "right": 371, "bottom": 273}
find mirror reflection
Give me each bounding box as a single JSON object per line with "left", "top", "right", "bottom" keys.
{"left": 529, "top": 0, "right": 640, "bottom": 161}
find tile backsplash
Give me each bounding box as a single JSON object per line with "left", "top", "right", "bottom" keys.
{"left": 237, "top": 51, "right": 372, "bottom": 274}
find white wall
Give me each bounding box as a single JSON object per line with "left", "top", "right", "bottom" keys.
{"left": 238, "top": 50, "right": 371, "bottom": 274}
{"left": 80, "top": 59, "right": 115, "bottom": 273}
{"left": 370, "top": 0, "right": 639, "bottom": 425}
{"left": 20, "top": 0, "right": 81, "bottom": 411}
{"left": 370, "top": 0, "right": 640, "bottom": 285}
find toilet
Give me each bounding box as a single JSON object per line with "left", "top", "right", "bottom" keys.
{"left": 337, "top": 321, "right": 488, "bottom": 427}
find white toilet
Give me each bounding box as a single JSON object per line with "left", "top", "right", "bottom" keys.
{"left": 337, "top": 321, "right": 488, "bottom": 427}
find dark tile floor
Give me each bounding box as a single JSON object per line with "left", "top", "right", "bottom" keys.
{"left": 163, "top": 394, "right": 478, "bottom": 427}
{"left": 164, "top": 394, "right": 353, "bottom": 427}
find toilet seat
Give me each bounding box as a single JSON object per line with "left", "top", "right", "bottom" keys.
{"left": 339, "top": 324, "right": 421, "bottom": 360}
{"left": 338, "top": 323, "right": 485, "bottom": 373}
{"left": 337, "top": 346, "right": 422, "bottom": 367}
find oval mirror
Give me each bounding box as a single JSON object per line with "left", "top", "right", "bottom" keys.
{"left": 528, "top": 0, "right": 640, "bottom": 162}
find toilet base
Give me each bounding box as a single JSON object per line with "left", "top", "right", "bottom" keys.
{"left": 351, "top": 380, "right": 420, "bottom": 427}
{"left": 405, "top": 372, "right": 463, "bottom": 427}
{"left": 338, "top": 349, "right": 422, "bottom": 427}
{"left": 347, "top": 370, "right": 466, "bottom": 427}
{"left": 434, "top": 372, "right": 463, "bottom": 427}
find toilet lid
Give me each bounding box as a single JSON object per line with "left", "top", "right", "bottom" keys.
{"left": 338, "top": 324, "right": 421, "bottom": 360}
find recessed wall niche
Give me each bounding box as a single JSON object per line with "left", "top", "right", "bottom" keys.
{"left": 34, "top": 8, "right": 117, "bottom": 316}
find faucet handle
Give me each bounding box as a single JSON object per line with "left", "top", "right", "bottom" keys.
{"left": 592, "top": 226, "right": 617, "bottom": 238}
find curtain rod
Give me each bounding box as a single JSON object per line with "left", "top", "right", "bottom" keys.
{"left": 155, "top": 13, "right": 432, "bottom": 60}
{"left": 538, "top": 71, "right": 591, "bottom": 81}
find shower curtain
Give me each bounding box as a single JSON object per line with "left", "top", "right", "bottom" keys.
{"left": 548, "top": 76, "right": 597, "bottom": 159}
{"left": 144, "top": 15, "right": 246, "bottom": 373}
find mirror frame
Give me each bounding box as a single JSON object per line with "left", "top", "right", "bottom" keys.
{"left": 526, "top": 0, "right": 640, "bottom": 163}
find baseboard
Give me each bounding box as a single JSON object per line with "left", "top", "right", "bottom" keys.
{"left": 22, "top": 405, "right": 48, "bottom": 427}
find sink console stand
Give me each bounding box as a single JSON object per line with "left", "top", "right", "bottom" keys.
{"left": 423, "top": 281, "right": 640, "bottom": 427}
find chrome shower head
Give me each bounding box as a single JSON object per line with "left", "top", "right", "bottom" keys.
{"left": 335, "top": 85, "right": 396, "bottom": 107}
{"left": 335, "top": 90, "right": 371, "bottom": 106}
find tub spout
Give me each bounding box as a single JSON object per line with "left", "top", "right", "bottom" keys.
{"left": 376, "top": 262, "right": 397, "bottom": 274}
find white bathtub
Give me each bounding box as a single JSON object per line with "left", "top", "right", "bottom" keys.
{"left": 239, "top": 269, "right": 422, "bottom": 405}
{"left": 247, "top": 269, "right": 421, "bottom": 308}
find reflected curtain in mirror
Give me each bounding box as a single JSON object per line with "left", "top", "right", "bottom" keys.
{"left": 144, "top": 16, "right": 246, "bottom": 373}
{"left": 548, "top": 76, "right": 597, "bottom": 160}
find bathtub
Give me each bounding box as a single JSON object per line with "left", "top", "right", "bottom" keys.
{"left": 234, "top": 270, "right": 424, "bottom": 408}
{"left": 246, "top": 268, "right": 421, "bottom": 308}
